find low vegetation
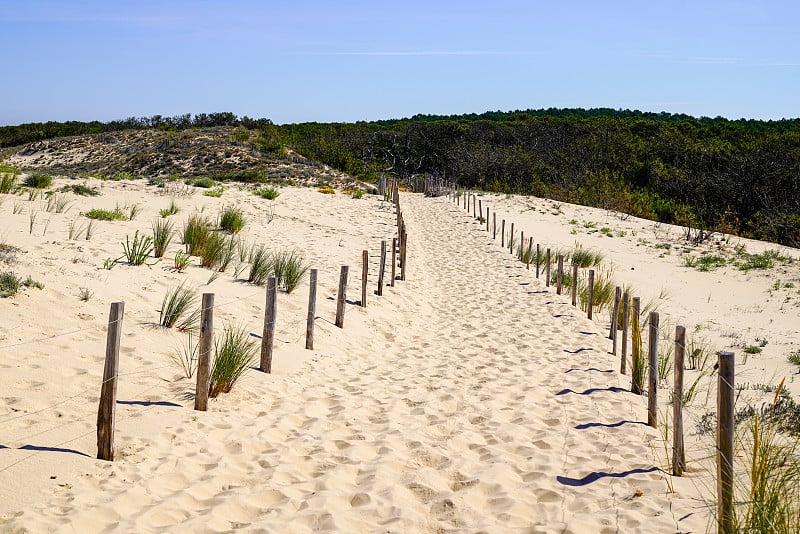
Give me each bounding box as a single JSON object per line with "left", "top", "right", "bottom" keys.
{"left": 183, "top": 214, "right": 211, "bottom": 256}
{"left": 254, "top": 186, "right": 279, "bottom": 200}
{"left": 209, "top": 324, "right": 257, "bottom": 398}
{"left": 219, "top": 205, "right": 246, "bottom": 233}
{"left": 84, "top": 207, "right": 128, "bottom": 221}
{"left": 122, "top": 231, "right": 154, "bottom": 265}
{"left": 23, "top": 173, "right": 53, "bottom": 189}
{"left": 159, "top": 283, "right": 198, "bottom": 329}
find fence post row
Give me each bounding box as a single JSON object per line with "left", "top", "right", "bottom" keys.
{"left": 194, "top": 294, "right": 214, "bottom": 411}
{"left": 97, "top": 301, "right": 124, "bottom": 462}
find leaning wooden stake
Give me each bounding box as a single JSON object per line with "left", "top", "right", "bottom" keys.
{"left": 535, "top": 244, "right": 540, "bottom": 279}
{"left": 305, "top": 269, "right": 317, "bottom": 350}
{"left": 493, "top": 213, "right": 497, "bottom": 239}
{"left": 361, "top": 250, "right": 368, "bottom": 307}
{"left": 501, "top": 220, "right": 506, "bottom": 248}
{"left": 194, "top": 293, "right": 214, "bottom": 411}
{"left": 587, "top": 269, "right": 595, "bottom": 319}
{"left": 509, "top": 223, "right": 515, "bottom": 253}
{"left": 647, "top": 311, "right": 660, "bottom": 427}
{"left": 486, "top": 207, "right": 490, "bottom": 232}
{"left": 390, "top": 238, "right": 397, "bottom": 287}
{"left": 526, "top": 238, "right": 533, "bottom": 270}
{"left": 377, "top": 240, "right": 387, "bottom": 296}
{"left": 400, "top": 230, "right": 407, "bottom": 280}
{"left": 478, "top": 199, "right": 482, "bottom": 222}
{"left": 610, "top": 286, "right": 621, "bottom": 347}
{"left": 556, "top": 255, "right": 564, "bottom": 295}
{"left": 621, "top": 292, "right": 629, "bottom": 374}
{"left": 97, "top": 301, "right": 124, "bottom": 461}
{"left": 335, "top": 266, "right": 348, "bottom": 328}
{"left": 260, "top": 276, "right": 278, "bottom": 373}
{"left": 672, "top": 325, "right": 686, "bottom": 477}
{"left": 717, "top": 351, "right": 735, "bottom": 534}
{"left": 545, "top": 248, "right": 551, "bottom": 287}
{"left": 519, "top": 231, "right": 524, "bottom": 260}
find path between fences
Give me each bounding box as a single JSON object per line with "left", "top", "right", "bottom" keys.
{"left": 2, "top": 194, "right": 701, "bottom": 533}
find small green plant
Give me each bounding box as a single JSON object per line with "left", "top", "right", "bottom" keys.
{"left": 127, "top": 204, "right": 140, "bottom": 220}
{"left": 159, "top": 283, "right": 198, "bottom": 328}
{"left": 248, "top": 245, "right": 272, "bottom": 285}
{"left": 317, "top": 185, "right": 335, "bottom": 194}
{"left": 78, "top": 287, "right": 93, "bottom": 301}
{"left": 23, "top": 173, "right": 52, "bottom": 189}
{"left": 102, "top": 257, "right": 118, "bottom": 270}
{"left": 736, "top": 249, "right": 785, "bottom": 271}
{"left": 0, "top": 271, "right": 22, "bottom": 297}
{"left": 254, "top": 186, "right": 279, "bottom": 200}
{"left": 183, "top": 214, "right": 211, "bottom": 256}
{"left": 200, "top": 232, "right": 230, "bottom": 269}
{"left": 85, "top": 219, "right": 96, "bottom": 240}
{"left": 84, "top": 207, "right": 127, "bottom": 221}
{"left": 171, "top": 333, "right": 198, "bottom": 379}
{"left": 21, "top": 275, "right": 43, "bottom": 290}
{"left": 0, "top": 172, "right": 18, "bottom": 194}
{"left": 570, "top": 245, "right": 604, "bottom": 268}
{"left": 272, "top": 250, "right": 310, "bottom": 293}
{"left": 578, "top": 270, "right": 616, "bottom": 314}
{"left": 219, "top": 205, "right": 246, "bottom": 234}
{"left": 203, "top": 186, "right": 224, "bottom": 198}
{"left": 159, "top": 198, "right": 180, "bottom": 217}
{"left": 188, "top": 176, "right": 215, "bottom": 188}
{"left": 209, "top": 323, "right": 257, "bottom": 398}
{"left": 683, "top": 254, "right": 727, "bottom": 271}
{"left": 744, "top": 345, "right": 763, "bottom": 355}
{"left": 122, "top": 231, "right": 154, "bottom": 265}
{"left": 173, "top": 250, "right": 191, "bottom": 272}
{"left": 788, "top": 350, "right": 800, "bottom": 366}
{"left": 152, "top": 218, "right": 174, "bottom": 258}
{"left": 60, "top": 182, "right": 99, "bottom": 196}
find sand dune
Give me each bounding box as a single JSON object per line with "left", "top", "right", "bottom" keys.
{"left": 3, "top": 181, "right": 797, "bottom": 532}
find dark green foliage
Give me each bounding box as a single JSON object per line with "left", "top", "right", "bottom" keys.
{"left": 84, "top": 207, "right": 127, "bottom": 221}
{"left": 188, "top": 176, "right": 215, "bottom": 188}
{"left": 60, "top": 183, "right": 100, "bottom": 196}
{"left": 183, "top": 214, "right": 211, "bottom": 256}
{"left": 254, "top": 186, "right": 279, "bottom": 200}
{"left": 122, "top": 231, "right": 154, "bottom": 265}
{"left": 0, "top": 271, "right": 21, "bottom": 297}
{"left": 152, "top": 218, "right": 174, "bottom": 258}
{"left": 219, "top": 205, "right": 245, "bottom": 233}
{"left": 209, "top": 324, "right": 257, "bottom": 397}
{"left": 24, "top": 173, "right": 52, "bottom": 188}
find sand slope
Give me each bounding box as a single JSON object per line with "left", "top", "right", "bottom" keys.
{"left": 2, "top": 187, "right": 712, "bottom": 532}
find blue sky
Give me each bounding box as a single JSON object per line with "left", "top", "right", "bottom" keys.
{"left": 0, "top": 0, "right": 798, "bottom": 125}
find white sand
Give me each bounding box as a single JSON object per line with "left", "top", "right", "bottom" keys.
{"left": 2, "top": 180, "right": 797, "bottom": 532}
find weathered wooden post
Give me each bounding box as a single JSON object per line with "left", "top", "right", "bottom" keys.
{"left": 335, "top": 266, "right": 348, "bottom": 328}
{"left": 536, "top": 244, "right": 540, "bottom": 279}
{"left": 526, "top": 238, "right": 533, "bottom": 270}
{"left": 673, "top": 325, "right": 686, "bottom": 477}
{"left": 587, "top": 269, "right": 595, "bottom": 319}
{"left": 305, "top": 269, "right": 317, "bottom": 350}
{"left": 571, "top": 264, "right": 578, "bottom": 306}
{"left": 631, "top": 297, "right": 642, "bottom": 393}
{"left": 486, "top": 207, "right": 490, "bottom": 232}
{"left": 400, "top": 230, "right": 407, "bottom": 280}
{"left": 519, "top": 231, "right": 524, "bottom": 260}
{"left": 556, "top": 255, "right": 564, "bottom": 295}
{"left": 647, "top": 311, "right": 659, "bottom": 427}
{"left": 361, "top": 250, "right": 368, "bottom": 307}
{"left": 509, "top": 223, "right": 515, "bottom": 253}
{"left": 478, "top": 199, "right": 482, "bottom": 222}
{"left": 501, "top": 220, "right": 505, "bottom": 248}
{"left": 545, "top": 248, "right": 551, "bottom": 287}
{"left": 260, "top": 276, "right": 278, "bottom": 373}
{"left": 194, "top": 294, "right": 213, "bottom": 411}
{"left": 717, "top": 351, "right": 735, "bottom": 534}
{"left": 610, "top": 286, "right": 621, "bottom": 346}
{"left": 391, "top": 237, "right": 397, "bottom": 287}
{"left": 377, "top": 240, "right": 387, "bottom": 296}
{"left": 493, "top": 213, "right": 497, "bottom": 239}
{"left": 97, "top": 302, "right": 124, "bottom": 461}
{"left": 621, "top": 292, "right": 629, "bottom": 374}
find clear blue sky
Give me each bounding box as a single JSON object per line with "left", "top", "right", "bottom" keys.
{"left": 1, "top": 0, "right": 798, "bottom": 125}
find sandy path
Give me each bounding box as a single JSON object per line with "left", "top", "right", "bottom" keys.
{"left": 1, "top": 194, "right": 707, "bottom": 533}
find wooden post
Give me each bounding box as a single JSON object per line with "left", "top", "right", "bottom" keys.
{"left": 361, "top": 250, "right": 368, "bottom": 307}
{"left": 631, "top": 297, "right": 641, "bottom": 393}
{"left": 673, "top": 325, "right": 686, "bottom": 477}
{"left": 509, "top": 223, "right": 515, "bottom": 253}
{"left": 400, "top": 230, "right": 407, "bottom": 280}
{"left": 486, "top": 207, "right": 490, "bottom": 232}
{"left": 717, "top": 351, "right": 735, "bottom": 534}
{"left": 305, "top": 269, "right": 317, "bottom": 350}
{"left": 621, "top": 292, "right": 629, "bottom": 374}
{"left": 535, "top": 244, "right": 540, "bottom": 279}
{"left": 335, "top": 266, "right": 348, "bottom": 328}
{"left": 610, "top": 286, "right": 621, "bottom": 345}
{"left": 478, "top": 199, "right": 482, "bottom": 221}
{"left": 526, "top": 238, "right": 533, "bottom": 270}
{"left": 377, "top": 240, "right": 387, "bottom": 296}
{"left": 194, "top": 293, "right": 214, "bottom": 411}
{"left": 501, "top": 220, "right": 505, "bottom": 248}
{"left": 472, "top": 195, "right": 476, "bottom": 218}
{"left": 260, "top": 276, "right": 278, "bottom": 373}
{"left": 391, "top": 237, "right": 397, "bottom": 287}
{"left": 545, "top": 248, "right": 551, "bottom": 287}
{"left": 493, "top": 213, "right": 497, "bottom": 239}
{"left": 647, "top": 311, "right": 659, "bottom": 427}
{"left": 587, "top": 269, "right": 595, "bottom": 319}
{"left": 519, "top": 231, "right": 524, "bottom": 260}
{"left": 556, "top": 255, "right": 564, "bottom": 295}
{"left": 571, "top": 264, "right": 578, "bottom": 306}
{"left": 97, "top": 301, "right": 124, "bottom": 461}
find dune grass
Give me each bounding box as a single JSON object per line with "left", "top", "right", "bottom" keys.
{"left": 152, "top": 218, "right": 174, "bottom": 258}
{"left": 248, "top": 245, "right": 272, "bottom": 285}
{"left": 0, "top": 172, "right": 18, "bottom": 194}
{"left": 85, "top": 207, "right": 127, "bottom": 221}
{"left": 209, "top": 324, "right": 257, "bottom": 398}
{"left": 630, "top": 310, "right": 645, "bottom": 395}
{"left": 578, "top": 270, "right": 616, "bottom": 314}
{"left": 0, "top": 271, "right": 21, "bottom": 297}
{"left": 272, "top": 249, "right": 310, "bottom": 293}
{"left": 173, "top": 250, "right": 191, "bottom": 272}
{"left": 200, "top": 232, "right": 236, "bottom": 270}
{"left": 183, "top": 214, "right": 211, "bottom": 256}
{"left": 570, "top": 245, "right": 604, "bottom": 268}
{"left": 23, "top": 173, "right": 52, "bottom": 189}
{"left": 159, "top": 198, "right": 180, "bottom": 217}
{"left": 159, "top": 283, "right": 198, "bottom": 328}
{"left": 219, "top": 205, "right": 246, "bottom": 234}
{"left": 122, "top": 231, "right": 154, "bottom": 265}
{"left": 254, "top": 186, "right": 279, "bottom": 200}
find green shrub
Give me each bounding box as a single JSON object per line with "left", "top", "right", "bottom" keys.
{"left": 60, "top": 183, "right": 99, "bottom": 196}
{"left": 159, "top": 283, "right": 198, "bottom": 328}
{"left": 203, "top": 186, "right": 224, "bottom": 198}
{"left": 272, "top": 250, "right": 310, "bottom": 293}
{"left": 183, "top": 214, "right": 211, "bottom": 256}
{"left": 122, "top": 231, "right": 154, "bottom": 265}
{"left": 0, "top": 271, "right": 21, "bottom": 297}
{"left": 0, "top": 172, "right": 18, "bottom": 194}
{"left": 684, "top": 254, "right": 727, "bottom": 271}
{"left": 318, "top": 185, "right": 335, "bottom": 194}
{"left": 254, "top": 186, "right": 279, "bottom": 200}
{"left": 736, "top": 249, "right": 785, "bottom": 271}
{"left": 152, "top": 218, "right": 174, "bottom": 258}
{"left": 209, "top": 324, "right": 257, "bottom": 398}
{"left": 24, "top": 173, "right": 52, "bottom": 189}
{"left": 219, "top": 205, "right": 246, "bottom": 233}
{"left": 85, "top": 207, "right": 127, "bottom": 221}
{"left": 188, "top": 176, "right": 215, "bottom": 188}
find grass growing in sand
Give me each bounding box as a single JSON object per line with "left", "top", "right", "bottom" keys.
{"left": 254, "top": 186, "right": 279, "bottom": 200}
{"left": 0, "top": 171, "right": 18, "bottom": 194}
{"left": 0, "top": 271, "right": 21, "bottom": 297}
{"left": 272, "top": 249, "right": 310, "bottom": 293}
{"left": 219, "top": 205, "right": 246, "bottom": 233}
{"left": 23, "top": 173, "right": 52, "bottom": 189}
{"left": 122, "top": 231, "right": 154, "bottom": 265}
{"left": 248, "top": 245, "right": 272, "bottom": 285}
{"left": 85, "top": 207, "right": 128, "bottom": 221}
{"left": 152, "top": 218, "right": 174, "bottom": 258}
{"left": 183, "top": 214, "right": 211, "bottom": 256}
{"left": 173, "top": 250, "right": 191, "bottom": 272}
{"left": 159, "top": 283, "right": 198, "bottom": 329}
{"left": 159, "top": 198, "right": 180, "bottom": 217}
{"left": 209, "top": 323, "right": 257, "bottom": 398}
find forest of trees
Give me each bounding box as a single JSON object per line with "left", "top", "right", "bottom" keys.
{"left": 2, "top": 109, "right": 799, "bottom": 247}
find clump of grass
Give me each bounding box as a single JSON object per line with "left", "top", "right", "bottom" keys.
{"left": 788, "top": 350, "right": 800, "bottom": 367}
{"left": 171, "top": 333, "right": 198, "bottom": 379}
{"left": 78, "top": 287, "right": 93, "bottom": 301}
{"left": 570, "top": 245, "right": 604, "bottom": 268}
{"left": 152, "top": 218, "right": 174, "bottom": 258}
{"left": 631, "top": 310, "right": 645, "bottom": 395}
{"left": 173, "top": 250, "right": 191, "bottom": 272}
{"left": 60, "top": 182, "right": 99, "bottom": 196}
{"left": 159, "top": 283, "right": 198, "bottom": 328}
{"left": 0, "top": 242, "right": 20, "bottom": 264}
{"left": 683, "top": 254, "right": 727, "bottom": 271}
{"left": 317, "top": 185, "right": 335, "bottom": 194}
{"left": 160, "top": 198, "right": 180, "bottom": 217}
{"left": 23, "top": 173, "right": 52, "bottom": 189}
{"left": 209, "top": 324, "right": 257, "bottom": 398}
{"left": 0, "top": 172, "right": 18, "bottom": 194}
{"left": 45, "top": 193, "right": 72, "bottom": 213}
{"left": 183, "top": 214, "right": 211, "bottom": 256}
{"left": 127, "top": 204, "right": 140, "bottom": 220}
{"left": 219, "top": 205, "right": 246, "bottom": 234}
{"left": 122, "top": 231, "right": 154, "bottom": 265}
{"left": 0, "top": 271, "right": 22, "bottom": 297}
{"left": 203, "top": 186, "right": 224, "bottom": 198}
{"left": 248, "top": 245, "right": 273, "bottom": 285}
{"left": 254, "top": 186, "right": 279, "bottom": 200}
{"left": 188, "top": 176, "right": 215, "bottom": 188}
{"left": 744, "top": 345, "right": 763, "bottom": 355}
{"left": 578, "top": 270, "right": 616, "bottom": 314}
{"left": 84, "top": 207, "right": 127, "bottom": 221}
{"left": 736, "top": 249, "right": 785, "bottom": 271}
{"left": 200, "top": 232, "right": 233, "bottom": 270}
{"left": 272, "top": 249, "right": 310, "bottom": 293}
